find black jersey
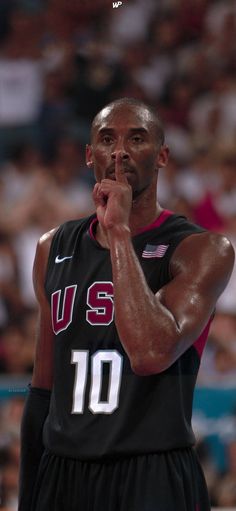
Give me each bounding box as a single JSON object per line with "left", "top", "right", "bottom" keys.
{"left": 43, "top": 210, "right": 210, "bottom": 461}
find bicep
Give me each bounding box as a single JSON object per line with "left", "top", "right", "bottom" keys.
{"left": 157, "top": 269, "right": 214, "bottom": 345}
{"left": 157, "top": 232, "right": 235, "bottom": 350}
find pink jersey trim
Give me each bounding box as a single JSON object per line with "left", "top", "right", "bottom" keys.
{"left": 193, "top": 317, "right": 212, "bottom": 358}
{"left": 89, "top": 210, "right": 174, "bottom": 241}
{"left": 89, "top": 217, "right": 98, "bottom": 241}
{"left": 136, "top": 209, "right": 173, "bottom": 235}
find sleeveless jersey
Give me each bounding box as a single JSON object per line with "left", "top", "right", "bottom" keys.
{"left": 43, "top": 210, "right": 210, "bottom": 461}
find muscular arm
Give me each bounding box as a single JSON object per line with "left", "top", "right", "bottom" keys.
{"left": 18, "top": 228, "right": 56, "bottom": 511}
{"left": 31, "top": 228, "right": 57, "bottom": 388}
{"left": 108, "top": 227, "right": 235, "bottom": 375}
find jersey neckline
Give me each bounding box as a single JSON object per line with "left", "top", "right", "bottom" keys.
{"left": 88, "top": 209, "right": 174, "bottom": 245}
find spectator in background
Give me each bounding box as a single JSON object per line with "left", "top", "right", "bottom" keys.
{"left": 213, "top": 148, "right": 236, "bottom": 227}
{"left": 0, "top": 5, "right": 44, "bottom": 160}
{"left": 48, "top": 136, "right": 94, "bottom": 218}
{"left": 195, "top": 436, "right": 219, "bottom": 508}
{"left": 0, "top": 144, "right": 47, "bottom": 221}
{"left": 109, "top": 0, "right": 156, "bottom": 47}
{"left": 175, "top": 147, "right": 223, "bottom": 231}
{"left": 197, "top": 312, "right": 236, "bottom": 385}
{"left": 0, "top": 397, "right": 24, "bottom": 510}
{"left": 213, "top": 438, "right": 236, "bottom": 507}
{"left": 0, "top": 140, "right": 94, "bottom": 309}
{"left": 0, "top": 234, "right": 23, "bottom": 329}
{"left": 0, "top": 322, "right": 34, "bottom": 374}
{"left": 189, "top": 70, "right": 236, "bottom": 150}
{"left": 38, "top": 69, "right": 75, "bottom": 161}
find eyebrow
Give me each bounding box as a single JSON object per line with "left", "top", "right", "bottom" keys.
{"left": 97, "top": 127, "right": 148, "bottom": 135}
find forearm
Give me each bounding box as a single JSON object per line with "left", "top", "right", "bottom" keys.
{"left": 108, "top": 226, "right": 180, "bottom": 375}
{"left": 18, "top": 385, "right": 51, "bottom": 511}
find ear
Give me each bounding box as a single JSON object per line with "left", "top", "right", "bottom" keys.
{"left": 156, "top": 144, "right": 169, "bottom": 169}
{"left": 86, "top": 144, "right": 93, "bottom": 167}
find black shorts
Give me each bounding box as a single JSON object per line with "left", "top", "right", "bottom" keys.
{"left": 31, "top": 447, "right": 210, "bottom": 511}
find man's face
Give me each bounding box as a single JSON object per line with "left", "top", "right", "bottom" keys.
{"left": 86, "top": 104, "right": 168, "bottom": 197}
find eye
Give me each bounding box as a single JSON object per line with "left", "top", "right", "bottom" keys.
{"left": 101, "top": 135, "right": 114, "bottom": 145}
{"left": 131, "top": 135, "right": 143, "bottom": 143}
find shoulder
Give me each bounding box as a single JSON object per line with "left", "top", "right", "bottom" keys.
{"left": 38, "top": 226, "right": 59, "bottom": 252}
{"left": 173, "top": 230, "right": 234, "bottom": 265}
{"left": 33, "top": 227, "right": 59, "bottom": 301}
{"left": 37, "top": 215, "right": 95, "bottom": 256}
{"left": 35, "top": 226, "right": 59, "bottom": 269}
{"left": 34, "top": 214, "right": 96, "bottom": 275}
{"left": 170, "top": 230, "right": 235, "bottom": 293}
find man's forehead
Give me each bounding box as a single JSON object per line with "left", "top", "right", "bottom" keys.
{"left": 94, "top": 104, "right": 153, "bottom": 131}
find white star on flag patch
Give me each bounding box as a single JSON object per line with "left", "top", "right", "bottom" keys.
{"left": 142, "top": 243, "right": 169, "bottom": 258}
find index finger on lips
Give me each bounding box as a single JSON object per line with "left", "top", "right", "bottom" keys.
{"left": 115, "top": 151, "right": 128, "bottom": 183}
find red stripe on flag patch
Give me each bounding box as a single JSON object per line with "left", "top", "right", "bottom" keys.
{"left": 142, "top": 244, "right": 169, "bottom": 258}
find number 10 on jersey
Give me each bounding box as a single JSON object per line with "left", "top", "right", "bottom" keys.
{"left": 71, "top": 350, "right": 123, "bottom": 414}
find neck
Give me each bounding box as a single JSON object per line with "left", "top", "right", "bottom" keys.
{"left": 129, "top": 184, "right": 162, "bottom": 236}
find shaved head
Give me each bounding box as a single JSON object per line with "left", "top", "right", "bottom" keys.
{"left": 91, "top": 97, "right": 165, "bottom": 147}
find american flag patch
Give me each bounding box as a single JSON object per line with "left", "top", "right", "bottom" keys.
{"left": 142, "top": 243, "right": 169, "bottom": 258}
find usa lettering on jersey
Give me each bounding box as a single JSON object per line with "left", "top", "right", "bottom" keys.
{"left": 51, "top": 285, "right": 77, "bottom": 335}
{"left": 51, "top": 281, "right": 114, "bottom": 334}
{"left": 86, "top": 281, "right": 114, "bottom": 325}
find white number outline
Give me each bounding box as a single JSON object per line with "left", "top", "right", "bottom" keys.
{"left": 71, "top": 350, "right": 123, "bottom": 415}
{"left": 71, "top": 350, "right": 89, "bottom": 414}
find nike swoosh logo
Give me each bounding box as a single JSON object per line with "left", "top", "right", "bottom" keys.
{"left": 55, "top": 255, "right": 73, "bottom": 263}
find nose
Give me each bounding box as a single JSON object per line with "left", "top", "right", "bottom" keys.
{"left": 111, "top": 150, "right": 129, "bottom": 161}
{"left": 111, "top": 135, "right": 130, "bottom": 161}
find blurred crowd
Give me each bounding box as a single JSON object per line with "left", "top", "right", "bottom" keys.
{"left": 0, "top": 0, "right": 236, "bottom": 508}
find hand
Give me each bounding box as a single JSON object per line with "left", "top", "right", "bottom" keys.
{"left": 93, "top": 152, "right": 132, "bottom": 231}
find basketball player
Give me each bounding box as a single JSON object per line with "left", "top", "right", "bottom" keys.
{"left": 19, "top": 98, "right": 234, "bottom": 511}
